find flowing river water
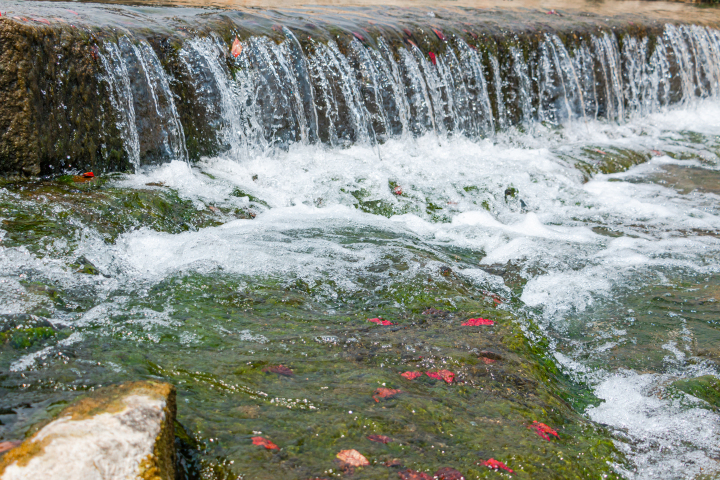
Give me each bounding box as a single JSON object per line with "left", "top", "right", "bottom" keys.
{"left": 1, "top": 3, "right": 720, "bottom": 479}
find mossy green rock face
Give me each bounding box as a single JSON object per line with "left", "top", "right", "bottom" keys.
{"left": 0, "top": 381, "right": 176, "bottom": 480}
{"left": 672, "top": 375, "right": 720, "bottom": 408}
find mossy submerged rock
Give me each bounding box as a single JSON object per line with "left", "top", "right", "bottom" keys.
{"left": 672, "top": 375, "right": 720, "bottom": 407}
{"left": 0, "top": 381, "right": 176, "bottom": 480}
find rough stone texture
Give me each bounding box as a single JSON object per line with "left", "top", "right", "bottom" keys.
{"left": 0, "top": 381, "right": 176, "bottom": 480}
{"left": 0, "top": 18, "right": 130, "bottom": 176}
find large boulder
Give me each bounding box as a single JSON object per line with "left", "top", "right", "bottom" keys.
{"left": 0, "top": 381, "right": 176, "bottom": 480}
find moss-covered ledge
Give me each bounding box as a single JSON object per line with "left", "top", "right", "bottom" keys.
{"left": 0, "top": 380, "right": 176, "bottom": 480}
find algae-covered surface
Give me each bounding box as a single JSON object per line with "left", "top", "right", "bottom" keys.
{"left": 1, "top": 109, "right": 720, "bottom": 479}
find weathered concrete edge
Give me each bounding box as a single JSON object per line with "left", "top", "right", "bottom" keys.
{"left": 0, "top": 380, "right": 176, "bottom": 480}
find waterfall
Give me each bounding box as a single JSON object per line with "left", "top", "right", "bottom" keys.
{"left": 97, "top": 24, "right": 720, "bottom": 167}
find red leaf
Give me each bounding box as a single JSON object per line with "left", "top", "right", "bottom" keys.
{"left": 432, "top": 28, "right": 446, "bottom": 42}
{"left": 481, "top": 357, "right": 496, "bottom": 364}
{"left": 462, "top": 318, "right": 494, "bottom": 326}
{"left": 403, "top": 28, "right": 412, "bottom": 37}
{"left": 593, "top": 148, "right": 607, "bottom": 155}
{"left": 352, "top": 31, "right": 366, "bottom": 42}
{"left": 82, "top": 171, "right": 94, "bottom": 178}
{"left": 426, "top": 370, "right": 454, "bottom": 383}
{"left": 406, "top": 39, "right": 418, "bottom": 48}
{"left": 401, "top": 371, "right": 423, "bottom": 380}
{"left": 530, "top": 421, "right": 559, "bottom": 441}
{"left": 231, "top": 37, "right": 242, "bottom": 58}
{"left": 33, "top": 18, "right": 51, "bottom": 25}
{"left": 480, "top": 458, "right": 513, "bottom": 473}
{"left": 0, "top": 440, "right": 21, "bottom": 454}
{"left": 262, "top": 365, "right": 294, "bottom": 376}
{"left": 393, "top": 186, "right": 403, "bottom": 195}
{"left": 368, "top": 317, "right": 393, "bottom": 326}
{"left": 251, "top": 436, "right": 279, "bottom": 450}
{"left": 336, "top": 449, "right": 369, "bottom": 466}
{"left": 367, "top": 434, "right": 392, "bottom": 444}
{"left": 398, "top": 469, "right": 432, "bottom": 480}
{"left": 373, "top": 387, "right": 401, "bottom": 402}
{"left": 67, "top": 9, "right": 79, "bottom": 15}
{"left": 651, "top": 149, "right": 663, "bottom": 156}
{"left": 434, "top": 467, "right": 465, "bottom": 480}
{"left": 428, "top": 52, "right": 437, "bottom": 65}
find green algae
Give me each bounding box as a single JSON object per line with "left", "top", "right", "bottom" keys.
{"left": 671, "top": 375, "right": 720, "bottom": 408}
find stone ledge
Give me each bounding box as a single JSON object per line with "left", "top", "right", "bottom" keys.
{"left": 0, "top": 381, "right": 176, "bottom": 480}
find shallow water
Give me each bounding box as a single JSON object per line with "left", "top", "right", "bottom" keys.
{"left": 1, "top": 94, "right": 720, "bottom": 478}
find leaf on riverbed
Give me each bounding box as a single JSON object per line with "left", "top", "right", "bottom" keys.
{"left": 434, "top": 467, "right": 465, "bottom": 480}
{"left": 401, "top": 371, "right": 423, "bottom": 380}
{"left": 0, "top": 440, "right": 21, "bottom": 454}
{"left": 262, "top": 365, "right": 294, "bottom": 376}
{"left": 231, "top": 37, "right": 242, "bottom": 57}
{"left": 367, "top": 434, "right": 392, "bottom": 444}
{"left": 373, "top": 387, "right": 401, "bottom": 402}
{"left": 462, "top": 318, "right": 494, "bottom": 326}
{"left": 479, "top": 458, "right": 514, "bottom": 473}
{"left": 428, "top": 52, "right": 437, "bottom": 65}
{"left": 426, "top": 370, "right": 455, "bottom": 383}
{"left": 336, "top": 449, "right": 369, "bottom": 466}
{"left": 529, "top": 421, "right": 559, "bottom": 441}
{"left": 398, "top": 469, "right": 432, "bottom": 480}
{"left": 251, "top": 436, "right": 279, "bottom": 450}
{"left": 432, "top": 28, "right": 446, "bottom": 41}
{"left": 368, "top": 317, "right": 393, "bottom": 326}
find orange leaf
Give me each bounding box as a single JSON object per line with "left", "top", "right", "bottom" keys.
{"left": 251, "top": 436, "right": 279, "bottom": 450}
{"left": 367, "top": 434, "right": 391, "bottom": 444}
{"left": 0, "top": 441, "right": 21, "bottom": 454}
{"left": 529, "top": 421, "right": 559, "bottom": 441}
{"left": 434, "top": 467, "right": 465, "bottom": 480}
{"left": 401, "top": 371, "right": 422, "bottom": 380}
{"left": 368, "top": 317, "right": 393, "bottom": 326}
{"left": 262, "top": 365, "right": 294, "bottom": 376}
{"left": 336, "top": 449, "right": 369, "bottom": 467}
{"left": 372, "top": 387, "right": 401, "bottom": 402}
{"left": 480, "top": 458, "right": 514, "bottom": 473}
{"left": 426, "top": 370, "right": 454, "bottom": 383}
{"left": 462, "top": 318, "right": 493, "bottom": 326}
{"left": 231, "top": 37, "right": 242, "bottom": 58}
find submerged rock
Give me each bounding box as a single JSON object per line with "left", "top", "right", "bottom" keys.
{"left": 0, "top": 380, "right": 176, "bottom": 480}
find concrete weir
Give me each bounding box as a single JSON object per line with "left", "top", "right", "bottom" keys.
{"left": 0, "top": 381, "right": 176, "bottom": 480}
{"left": 1, "top": 1, "right": 720, "bottom": 175}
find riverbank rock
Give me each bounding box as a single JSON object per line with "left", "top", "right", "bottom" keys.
{"left": 0, "top": 380, "right": 176, "bottom": 480}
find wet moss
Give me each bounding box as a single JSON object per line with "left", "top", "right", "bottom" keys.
{"left": 672, "top": 375, "right": 720, "bottom": 408}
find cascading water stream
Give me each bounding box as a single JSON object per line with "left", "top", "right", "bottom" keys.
{"left": 5, "top": 8, "right": 720, "bottom": 479}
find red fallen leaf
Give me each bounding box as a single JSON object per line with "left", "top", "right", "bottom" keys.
{"left": 373, "top": 387, "right": 401, "bottom": 402}
{"left": 432, "top": 28, "right": 446, "bottom": 42}
{"left": 231, "top": 37, "right": 242, "bottom": 58}
{"left": 434, "top": 467, "right": 465, "bottom": 480}
{"left": 530, "top": 421, "right": 559, "bottom": 441}
{"left": 368, "top": 317, "right": 393, "bottom": 326}
{"left": 336, "top": 449, "right": 369, "bottom": 467}
{"left": 262, "top": 364, "right": 294, "bottom": 376}
{"left": 426, "top": 370, "right": 454, "bottom": 383}
{"left": 82, "top": 171, "right": 94, "bottom": 178}
{"left": 251, "top": 436, "right": 279, "bottom": 450}
{"left": 479, "top": 458, "right": 514, "bottom": 473}
{"left": 401, "top": 371, "right": 423, "bottom": 380}
{"left": 651, "top": 149, "right": 663, "bottom": 156}
{"left": 428, "top": 52, "right": 437, "bottom": 65}
{"left": 406, "top": 39, "right": 418, "bottom": 48}
{"left": 481, "top": 357, "right": 496, "bottom": 364}
{"left": 352, "top": 31, "right": 366, "bottom": 42}
{"left": 593, "top": 148, "right": 607, "bottom": 155}
{"left": 462, "top": 318, "right": 494, "bottom": 326}
{"left": 398, "top": 469, "right": 432, "bottom": 480}
{"left": 367, "top": 434, "right": 392, "bottom": 444}
{"left": 33, "top": 18, "right": 51, "bottom": 25}
{"left": 67, "top": 9, "right": 79, "bottom": 15}
{"left": 403, "top": 28, "right": 412, "bottom": 37}
{"left": 392, "top": 186, "right": 403, "bottom": 195}
{"left": 0, "top": 440, "right": 21, "bottom": 454}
